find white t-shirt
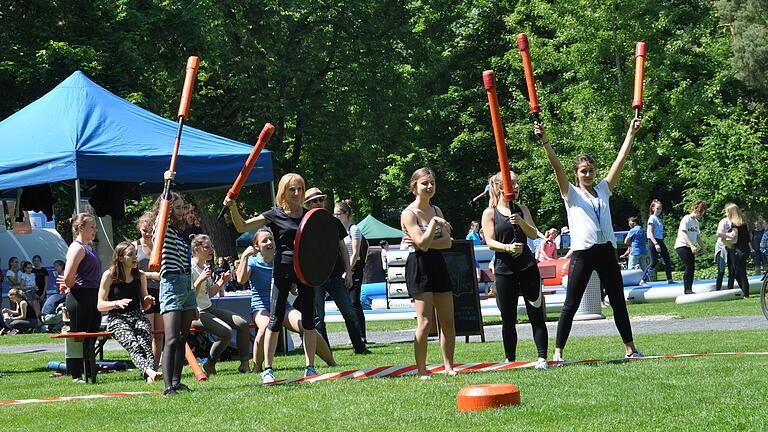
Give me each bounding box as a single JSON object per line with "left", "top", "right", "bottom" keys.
{"left": 20, "top": 272, "right": 37, "bottom": 293}
{"left": 674, "top": 215, "right": 701, "bottom": 249}
{"left": 714, "top": 217, "right": 732, "bottom": 260}
{"left": 563, "top": 180, "right": 615, "bottom": 251}
{"left": 192, "top": 263, "right": 213, "bottom": 311}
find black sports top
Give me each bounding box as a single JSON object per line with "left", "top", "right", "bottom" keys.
{"left": 108, "top": 277, "right": 142, "bottom": 312}
{"left": 493, "top": 205, "right": 536, "bottom": 275}
{"left": 261, "top": 206, "right": 308, "bottom": 264}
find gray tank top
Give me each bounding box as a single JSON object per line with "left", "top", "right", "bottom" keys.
{"left": 135, "top": 241, "right": 160, "bottom": 292}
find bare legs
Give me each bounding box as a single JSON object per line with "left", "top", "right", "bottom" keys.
{"left": 413, "top": 291, "right": 456, "bottom": 378}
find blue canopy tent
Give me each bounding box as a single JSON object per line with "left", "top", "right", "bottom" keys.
{"left": 0, "top": 71, "right": 273, "bottom": 192}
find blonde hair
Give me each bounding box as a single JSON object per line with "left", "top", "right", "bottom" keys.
{"left": 70, "top": 213, "right": 95, "bottom": 234}
{"left": 724, "top": 202, "right": 745, "bottom": 227}
{"left": 137, "top": 211, "right": 154, "bottom": 231}
{"left": 252, "top": 228, "right": 274, "bottom": 247}
{"left": 8, "top": 288, "right": 25, "bottom": 301}
{"left": 409, "top": 167, "right": 435, "bottom": 195}
{"left": 275, "top": 173, "right": 305, "bottom": 210}
{"left": 487, "top": 171, "right": 518, "bottom": 208}
{"left": 190, "top": 234, "right": 211, "bottom": 252}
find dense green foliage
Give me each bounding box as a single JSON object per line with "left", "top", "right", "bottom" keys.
{"left": 2, "top": 0, "right": 766, "bottom": 249}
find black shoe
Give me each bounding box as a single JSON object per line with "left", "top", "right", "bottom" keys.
{"left": 354, "top": 348, "right": 373, "bottom": 355}
{"left": 173, "top": 383, "right": 192, "bottom": 392}
{"left": 684, "top": 290, "right": 693, "bottom": 295}
{"left": 162, "top": 387, "right": 178, "bottom": 397}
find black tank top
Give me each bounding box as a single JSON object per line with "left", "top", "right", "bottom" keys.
{"left": 108, "top": 277, "right": 142, "bottom": 311}
{"left": 493, "top": 205, "right": 536, "bottom": 275}
{"left": 21, "top": 300, "right": 38, "bottom": 321}
{"left": 734, "top": 224, "right": 751, "bottom": 254}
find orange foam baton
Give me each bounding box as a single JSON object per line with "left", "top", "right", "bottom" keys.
{"left": 184, "top": 342, "right": 208, "bottom": 381}
{"left": 632, "top": 42, "right": 646, "bottom": 118}
{"left": 149, "top": 56, "right": 200, "bottom": 272}
{"left": 517, "top": 33, "right": 541, "bottom": 123}
{"left": 482, "top": 70, "right": 515, "bottom": 202}
{"left": 217, "top": 123, "right": 276, "bottom": 219}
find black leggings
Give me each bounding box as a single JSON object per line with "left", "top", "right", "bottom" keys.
{"left": 675, "top": 246, "right": 695, "bottom": 293}
{"left": 727, "top": 248, "right": 750, "bottom": 298}
{"left": 269, "top": 262, "right": 315, "bottom": 332}
{"left": 349, "top": 261, "right": 367, "bottom": 341}
{"left": 643, "top": 238, "right": 673, "bottom": 282}
{"left": 65, "top": 289, "right": 101, "bottom": 379}
{"left": 162, "top": 309, "right": 195, "bottom": 390}
{"left": 556, "top": 243, "right": 633, "bottom": 349}
{"left": 495, "top": 266, "right": 547, "bottom": 360}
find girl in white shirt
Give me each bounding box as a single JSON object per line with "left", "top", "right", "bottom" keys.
{"left": 538, "top": 118, "right": 644, "bottom": 361}
{"left": 674, "top": 201, "right": 709, "bottom": 294}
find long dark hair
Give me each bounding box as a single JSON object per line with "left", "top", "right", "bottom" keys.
{"left": 150, "top": 192, "right": 185, "bottom": 231}
{"left": 109, "top": 242, "right": 141, "bottom": 284}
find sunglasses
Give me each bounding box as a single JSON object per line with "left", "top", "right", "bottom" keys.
{"left": 307, "top": 198, "right": 325, "bottom": 204}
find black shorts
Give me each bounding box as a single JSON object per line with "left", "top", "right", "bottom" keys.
{"left": 405, "top": 249, "right": 453, "bottom": 295}
{"left": 143, "top": 287, "right": 161, "bottom": 315}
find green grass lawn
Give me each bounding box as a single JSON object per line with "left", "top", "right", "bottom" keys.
{"left": 2, "top": 328, "right": 767, "bottom": 431}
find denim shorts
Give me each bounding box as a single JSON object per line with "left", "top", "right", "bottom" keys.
{"left": 159, "top": 273, "right": 196, "bottom": 313}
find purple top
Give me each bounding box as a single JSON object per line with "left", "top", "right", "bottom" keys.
{"left": 74, "top": 240, "right": 101, "bottom": 290}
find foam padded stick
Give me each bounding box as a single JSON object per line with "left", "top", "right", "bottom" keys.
{"left": 482, "top": 70, "right": 516, "bottom": 202}
{"left": 518, "top": 33, "right": 541, "bottom": 120}
{"left": 632, "top": 42, "right": 646, "bottom": 118}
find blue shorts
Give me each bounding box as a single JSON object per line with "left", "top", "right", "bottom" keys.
{"left": 159, "top": 274, "right": 196, "bottom": 313}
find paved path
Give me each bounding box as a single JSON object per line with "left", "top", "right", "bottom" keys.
{"left": 3, "top": 315, "right": 766, "bottom": 355}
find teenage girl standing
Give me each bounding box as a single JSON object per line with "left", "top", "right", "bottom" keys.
{"left": 481, "top": 171, "right": 548, "bottom": 369}
{"left": 538, "top": 119, "right": 644, "bottom": 361}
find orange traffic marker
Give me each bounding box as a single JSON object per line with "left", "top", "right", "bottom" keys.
{"left": 457, "top": 384, "right": 520, "bottom": 412}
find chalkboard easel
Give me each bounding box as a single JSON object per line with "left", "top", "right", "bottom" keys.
{"left": 442, "top": 239, "right": 485, "bottom": 342}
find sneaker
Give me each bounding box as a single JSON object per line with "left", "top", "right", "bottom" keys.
{"left": 667, "top": 280, "right": 675, "bottom": 285}
{"left": 354, "top": 348, "right": 373, "bottom": 355}
{"left": 260, "top": 367, "right": 275, "bottom": 384}
{"left": 162, "top": 387, "right": 178, "bottom": 397}
{"left": 552, "top": 353, "right": 563, "bottom": 363}
{"left": 626, "top": 350, "right": 644, "bottom": 358}
{"left": 304, "top": 365, "right": 318, "bottom": 378}
{"left": 638, "top": 280, "right": 649, "bottom": 287}
{"left": 535, "top": 358, "right": 548, "bottom": 370}
{"left": 173, "top": 383, "right": 192, "bottom": 392}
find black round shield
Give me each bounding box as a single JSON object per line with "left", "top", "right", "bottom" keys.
{"left": 293, "top": 208, "right": 340, "bottom": 287}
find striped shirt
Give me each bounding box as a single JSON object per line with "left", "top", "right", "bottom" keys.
{"left": 153, "top": 224, "right": 191, "bottom": 276}
{"left": 344, "top": 224, "right": 363, "bottom": 262}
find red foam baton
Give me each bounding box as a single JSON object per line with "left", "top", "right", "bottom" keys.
{"left": 518, "top": 33, "right": 541, "bottom": 121}
{"left": 217, "top": 123, "right": 275, "bottom": 219}
{"left": 149, "top": 56, "right": 200, "bottom": 272}
{"left": 482, "top": 70, "right": 515, "bottom": 202}
{"left": 632, "top": 42, "right": 646, "bottom": 117}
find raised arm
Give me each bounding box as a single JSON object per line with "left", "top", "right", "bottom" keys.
{"left": 516, "top": 204, "right": 539, "bottom": 240}
{"left": 605, "top": 117, "right": 642, "bottom": 190}
{"left": 223, "top": 197, "right": 268, "bottom": 233}
{"left": 536, "top": 123, "right": 570, "bottom": 197}
{"left": 236, "top": 247, "right": 255, "bottom": 284}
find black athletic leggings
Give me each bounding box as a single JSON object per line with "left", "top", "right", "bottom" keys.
{"left": 556, "top": 243, "right": 633, "bottom": 349}
{"left": 65, "top": 289, "right": 101, "bottom": 379}
{"left": 675, "top": 246, "right": 695, "bottom": 293}
{"left": 727, "top": 248, "right": 750, "bottom": 298}
{"left": 349, "top": 261, "right": 367, "bottom": 341}
{"left": 643, "top": 238, "right": 673, "bottom": 282}
{"left": 162, "top": 309, "right": 195, "bottom": 389}
{"left": 494, "top": 266, "right": 548, "bottom": 360}
{"left": 268, "top": 262, "right": 315, "bottom": 332}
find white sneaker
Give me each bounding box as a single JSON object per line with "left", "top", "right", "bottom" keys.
{"left": 552, "top": 353, "right": 563, "bottom": 362}
{"left": 535, "top": 358, "right": 548, "bottom": 370}
{"left": 638, "top": 280, "right": 649, "bottom": 287}
{"left": 260, "top": 367, "right": 275, "bottom": 384}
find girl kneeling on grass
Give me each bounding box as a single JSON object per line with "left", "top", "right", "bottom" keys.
{"left": 97, "top": 242, "right": 161, "bottom": 383}
{"left": 189, "top": 234, "right": 252, "bottom": 375}
{"left": 2, "top": 289, "right": 41, "bottom": 334}
{"left": 237, "top": 228, "right": 337, "bottom": 378}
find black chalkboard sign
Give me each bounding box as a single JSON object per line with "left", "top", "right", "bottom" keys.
{"left": 442, "top": 240, "right": 485, "bottom": 342}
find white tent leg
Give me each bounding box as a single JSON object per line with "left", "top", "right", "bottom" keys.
{"left": 74, "top": 178, "right": 81, "bottom": 214}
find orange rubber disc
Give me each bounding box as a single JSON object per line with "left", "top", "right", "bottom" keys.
{"left": 457, "top": 384, "right": 520, "bottom": 412}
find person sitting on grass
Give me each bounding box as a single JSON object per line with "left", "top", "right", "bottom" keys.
{"left": 97, "top": 242, "right": 161, "bottom": 383}
{"left": 237, "top": 228, "right": 337, "bottom": 377}
{"left": 2, "top": 288, "right": 42, "bottom": 334}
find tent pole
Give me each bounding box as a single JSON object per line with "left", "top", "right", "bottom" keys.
{"left": 270, "top": 181, "right": 276, "bottom": 206}
{"left": 74, "top": 178, "right": 81, "bottom": 213}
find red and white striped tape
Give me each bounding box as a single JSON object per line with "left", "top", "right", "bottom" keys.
{"left": 0, "top": 392, "right": 159, "bottom": 406}
{"left": 3, "top": 352, "right": 767, "bottom": 405}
